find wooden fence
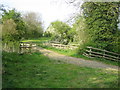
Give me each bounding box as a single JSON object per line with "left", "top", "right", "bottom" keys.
{"left": 43, "top": 41, "right": 79, "bottom": 50}
{"left": 19, "top": 42, "right": 37, "bottom": 53}
{"left": 83, "top": 46, "right": 120, "bottom": 62}
{"left": 2, "top": 43, "right": 19, "bottom": 53}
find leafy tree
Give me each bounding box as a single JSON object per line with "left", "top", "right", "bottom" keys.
{"left": 67, "top": 27, "right": 76, "bottom": 42}
{"left": 81, "top": 2, "right": 120, "bottom": 53}
{"left": 0, "top": 24, "right": 2, "bottom": 39}
{"left": 1, "top": 6, "right": 27, "bottom": 52}
{"left": 72, "top": 16, "right": 89, "bottom": 44}
{"left": 23, "top": 12, "right": 43, "bottom": 39}
{"left": 51, "top": 21, "right": 71, "bottom": 44}
{"left": 2, "top": 19, "right": 18, "bottom": 42}
{"left": 44, "top": 31, "right": 52, "bottom": 37}
{"left": 2, "top": 9, "right": 26, "bottom": 40}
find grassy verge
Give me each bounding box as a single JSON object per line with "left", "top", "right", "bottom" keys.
{"left": 3, "top": 52, "right": 118, "bottom": 88}
{"left": 21, "top": 37, "right": 51, "bottom": 43}
{"left": 39, "top": 44, "right": 119, "bottom": 66}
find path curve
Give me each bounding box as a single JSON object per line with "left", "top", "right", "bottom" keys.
{"left": 34, "top": 47, "right": 119, "bottom": 71}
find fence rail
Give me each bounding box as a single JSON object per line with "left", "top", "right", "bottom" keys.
{"left": 19, "top": 42, "right": 37, "bottom": 53}
{"left": 2, "top": 43, "right": 19, "bottom": 53}
{"left": 43, "top": 41, "right": 79, "bottom": 50}
{"left": 83, "top": 46, "right": 120, "bottom": 62}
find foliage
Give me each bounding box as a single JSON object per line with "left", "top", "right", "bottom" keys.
{"left": 1, "top": 7, "right": 43, "bottom": 42}
{"left": 44, "top": 31, "right": 52, "bottom": 37}
{"left": 67, "top": 26, "right": 76, "bottom": 42}
{"left": 23, "top": 12, "right": 43, "bottom": 39}
{"left": 1, "top": 7, "right": 27, "bottom": 52}
{"left": 2, "top": 19, "right": 18, "bottom": 42}
{"left": 80, "top": 2, "right": 120, "bottom": 53}
{"left": 0, "top": 24, "right": 2, "bottom": 38}
{"left": 51, "top": 21, "right": 72, "bottom": 44}
{"left": 1, "top": 6, "right": 44, "bottom": 52}
{"left": 72, "top": 16, "right": 90, "bottom": 44}
{"left": 2, "top": 9, "right": 26, "bottom": 40}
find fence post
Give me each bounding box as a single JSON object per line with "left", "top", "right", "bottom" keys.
{"left": 5, "top": 43, "right": 7, "bottom": 51}
{"left": 29, "top": 43, "right": 32, "bottom": 53}
{"left": 60, "top": 44, "right": 61, "bottom": 48}
{"left": 19, "top": 42, "right": 21, "bottom": 54}
{"left": 89, "top": 47, "right": 92, "bottom": 57}
{"left": 103, "top": 49, "right": 105, "bottom": 58}
{"left": 13, "top": 45, "right": 14, "bottom": 52}
{"left": 117, "top": 55, "right": 119, "bottom": 61}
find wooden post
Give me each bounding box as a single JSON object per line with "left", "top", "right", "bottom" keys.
{"left": 4, "top": 43, "right": 6, "bottom": 51}
{"left": 22, "top": 43, "right": 25, "bottom": 53}
{"left": 103, "top": 49, "right": 105, "bottom": 59}
{"left": 24, "top": 43, "right": 26, "bottom": 53}
{"left": 89, "top": 47, "right": 92, "bottom": 57}
{"left": 12, "top": 43, "right": 15, "bottom": 52}
{"left": 5, "top": 43, "right": 7, "bottom": 52}
{"left": 68, "top": 45, "right": 70, "bottom": 49}
{"left": 29, "top": 43, "right": 32, "bottom": 53}
{"left": 19, "top": 42, "right": 22, "bottom": 54}
{"left": 117, "top": 55, "right": 119, "bottom": 62}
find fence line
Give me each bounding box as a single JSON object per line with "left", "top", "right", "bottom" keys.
{"left": 83, "top": 46, "right": 120, "bottom": 62}
{"left": 2, "top": 43, "right": 20, "bottom": 53}
{"left": 43, "top": 41, "right": 79, "bottom": 50}
{"left": 19, "top": 42, "right": 37, "bottom": 53}
{"left": 2, "top": 42, "right": 37, "bottom": 53}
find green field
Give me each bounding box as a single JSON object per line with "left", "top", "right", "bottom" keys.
{"left": 3, "top": 52, "right": 118, "bottom": 88}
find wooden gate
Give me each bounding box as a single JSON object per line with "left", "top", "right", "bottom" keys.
{"left": 19, "top": 42, "right": 36, "bottom": 54}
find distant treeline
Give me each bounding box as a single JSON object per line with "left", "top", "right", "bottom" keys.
{"left": 0, "top": 5, "right": 43, "bottom": 44}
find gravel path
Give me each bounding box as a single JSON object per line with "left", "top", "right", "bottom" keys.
{"left": 34, "top": 47, "right": 119, "bottom": 71}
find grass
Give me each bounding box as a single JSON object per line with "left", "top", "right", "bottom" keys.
{"left": 21, "top": 37, "right": 51, "bottom": 43}
{"left": 21, "top": 38, "right": 119, "bottom": 66}
{"left": 38, "top": 44, "right": 119, "bottom": 66}
{"left": 3, "top": 52, "right": 119, "bottom": 88}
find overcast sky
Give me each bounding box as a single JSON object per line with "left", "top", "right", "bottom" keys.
{"left": 0, "top": 0, "right": 83, "bottom": 29}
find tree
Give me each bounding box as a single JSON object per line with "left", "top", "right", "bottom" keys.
{"left": 51, "top": 20, "right": 71, "bottom": 44}
{"left": 81, "top": 2, "right": 120, "bottom": 53}
{"left": 0, "top": 24, "right": 2, "bottom": 39}
{"left": 72, "top": 16, "right": 89, "bottom": 44}
{"left": 2, "top": 19, "right": 18, "bottom": 42}
{"left": 23, "top": 12, "right": 43, "bottom": 39}
{"left": 1, "top": 7, "right": 27, "bottom": 52}
{"left": 2, "top": 9, "right": 26, "bottom": 40}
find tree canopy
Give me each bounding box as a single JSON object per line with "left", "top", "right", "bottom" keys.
{"left": 49, "top": 21, "right": 72, "bottom": 44}
{"left": 80, "top": 2, "right": 120, "bottom": 53}
{"left": 23, "top": 12, "right": 43, "bottom": 39}
{"left": 1, "top": 6, "right": 44, "bottom": 43}
{"left": 2, "top": 9, "right": 26, "bottom": 42}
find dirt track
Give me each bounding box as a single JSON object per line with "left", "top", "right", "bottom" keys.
{"left": 34, "top": 47, "right": 119, "bottom": 71}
